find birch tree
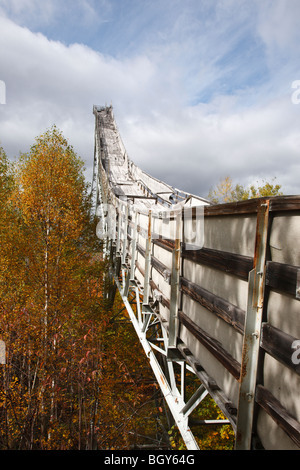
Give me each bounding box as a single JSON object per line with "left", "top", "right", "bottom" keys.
{"left": 0, "top": 132, "right": 160, "bottom": 450}
{"left": 11, "top": 127, "right": 95, "bottom": 446}
{"left": 207, "top": 176, "right": 283, "bottom": 204}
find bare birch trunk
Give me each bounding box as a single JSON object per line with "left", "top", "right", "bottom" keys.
{"left": 41, "top": 220, "right": 50, "bottom": 445}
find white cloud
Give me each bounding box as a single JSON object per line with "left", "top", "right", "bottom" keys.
{"left": 0, "top": 15, "right": 159, "bottom": 176}
{"left": 256, "top": 0, "right": 300, "bottom": 53}
{"left": 121, "top": 93, "right": 300, "bottom": 196}
{"left": 0, "top": 2, "right": 299, "bottom": 199}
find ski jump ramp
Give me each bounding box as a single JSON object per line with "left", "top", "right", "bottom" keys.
{"left": 93, "top": 105, "right": 300, "bottom": 450}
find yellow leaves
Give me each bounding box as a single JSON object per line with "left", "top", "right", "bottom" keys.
{"left": 0, "top": 126, "right": 106, "bottom": 450}
{"left": 15, "top": 126, "right": 86, "bottom": 240}
{"left": 0, "top": 126, "right": 162, "bottom": 450}
{"left": 42, "top": 422, "right": 73, "bottom": 450}
{"left": 208, "top": 175, "right": 283, "bottom": 204}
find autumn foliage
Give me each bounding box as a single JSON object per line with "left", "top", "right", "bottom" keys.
{"left": 207, "top": 175, "right": 283, "bottom": 204}
{"left": 0, "top": 128, "right": 235, "bottom": 450}
{"left": 0, "top": 129, "right": 161, "bottom": 450}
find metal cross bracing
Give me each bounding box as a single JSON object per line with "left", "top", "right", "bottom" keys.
{"left": 92, "top": 105, "right": 300, "bottom": 451}
{"left": 92, "top": 106, "right": 230, "bottom": 450}
{"left": 104, "top": 203, "right": 231, "bottom": 451}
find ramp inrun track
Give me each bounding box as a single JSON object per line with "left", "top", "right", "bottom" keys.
{"left": 92, "top": 105, "right": 300, "bottom": 450}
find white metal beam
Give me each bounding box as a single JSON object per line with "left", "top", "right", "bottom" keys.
{"left": 114, "top": 276, "right": 201, "bottom": 450}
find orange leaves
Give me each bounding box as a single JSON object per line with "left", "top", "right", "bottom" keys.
{"left": 0, "top": 127, "right": 104, "bottom": 449}
{"left": 0, "top": 128, "right": 162, "bottom": 450}
{"left": 16, "top": 126, "right": 87, "bottom": 242}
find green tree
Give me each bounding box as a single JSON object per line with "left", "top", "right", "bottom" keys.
{"left": 208, "top": 176, "right": 283, "bottom": 204}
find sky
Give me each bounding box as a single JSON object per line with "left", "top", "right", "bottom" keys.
{"left": 0, "top": 0, "right": 300, "bottom": 198}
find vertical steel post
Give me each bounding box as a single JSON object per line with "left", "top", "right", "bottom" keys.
{"left": 130, "top": 211, "right": 138, "bottom": 281}
{"left": 143, "top": 210, "right": 152, "bottom": 307}
{"left": 116, "top": 204, "right": 122, "bottom": 256}
{"left": 121, "top": 203, "right": 129, "bottom": 267}
{"left": 121, "top": 204, "right": 129, "bottom": 296}
{"left": 135, "top": 286, "right": 142, "bottom": 326}
{"left": 235, "top": 201, "right": 270, "bottom": 450}
{"left": 142, "top": 211, "right": 152, "bottom": 332}
{"left": 180, "top": 362, "right": 186, "bottom": 400}
{"left": 168, "top": 208, "right": 182, "bottom": 352}
{"left": 124, "top": 210, "right": 138, "bottom": 297}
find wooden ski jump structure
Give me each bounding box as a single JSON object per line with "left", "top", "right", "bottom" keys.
{"left": 92, "top": 105, "right": 300, "bottom": 450}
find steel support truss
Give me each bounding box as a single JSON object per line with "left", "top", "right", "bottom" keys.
{"left": 92, "top": 105, "right": 277, "bottom": 450}
{"left": 92, "top": 120, "right": 233, "bottom": 450}
{"left": 98, "top": 195, "right": 233, "bottom": 451}
{"left": 96, "top": 185, "right": 274, "bottom": 451}
{"left": 108, "top": 241, "right": 231, "bottom": 451}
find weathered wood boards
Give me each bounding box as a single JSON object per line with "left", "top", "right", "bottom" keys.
{"left": 93, "top": 105, "right": 300, "bottom": 450}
